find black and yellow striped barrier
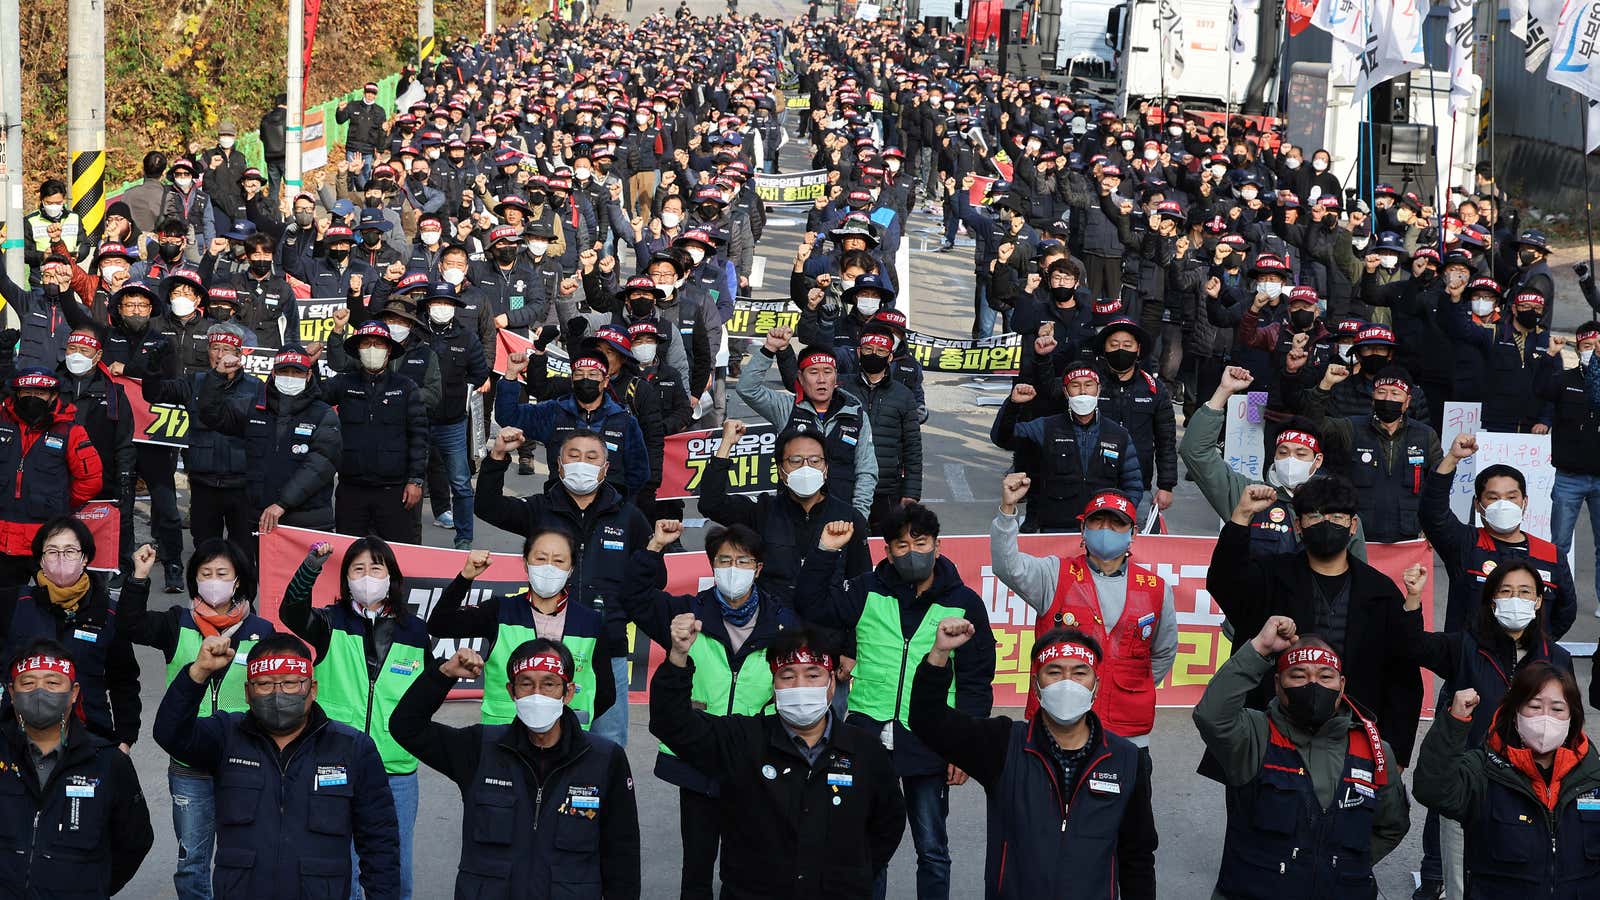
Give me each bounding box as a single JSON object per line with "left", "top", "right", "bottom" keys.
{"left": 418, "top": 33, "right": 436, "bottom": 65}
{"left": 70, "top": 148, "right": 105, "bottom": 237}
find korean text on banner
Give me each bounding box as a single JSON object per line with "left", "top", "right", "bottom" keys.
{"left": 114, "top": 374, "right": 191, "bottom": 448}
{"left": 1474, "top": 432, "right": 1556, "bottom": 540}
{"left": 656, "top": 424, "right": 780, "bottom": 500}
{"left": 1440, "top": 401, "right": 1481, "bottom": 522}
{"left": 1223, "top": 392, "right": 1266, "bottom": 480}
{"left": 752, "top": 169, "right": 829, "bottom": 206}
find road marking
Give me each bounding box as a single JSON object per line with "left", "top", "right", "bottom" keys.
{"left": 944, "top": 463, "right": 976, "bottom": 503}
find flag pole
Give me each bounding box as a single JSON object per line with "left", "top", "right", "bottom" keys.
{"left": 1586, "top": 111, "right": 1596, "bottom": 274}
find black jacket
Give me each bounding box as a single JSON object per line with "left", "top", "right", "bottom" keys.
{"left": 390, "top": 665, "right": 642, "bottom": 900}
{"left": 1205, "top": 521, "right": 1424, "bottom": 765}
{"left": 321, "top": 370, "right": 428, "bottom": 487}
{"left": 839, "top": 371, "right": 924, "bottom": 500}
{"left": 421, "top": 320, "right": 491, "bottom": 425}
{"left": 1533, "top": 353, "right": 1600, "bottom": 476}
{"left": 260, "top": 106, "right": 288, "bottom": 161}
{"left": 335, "top": 101, "right": 389, "bottom": 154}
{"left": 196, "top": 376, "right": 341, "bottom": 524}
{"left": 908, "top": 661, "right": 1157, "bottom": 900}
{"left": 0, "top": 717, "right": 154, "bottom": 899}
{"left": 648, "top": 657, "right": 905, "bottom": 899}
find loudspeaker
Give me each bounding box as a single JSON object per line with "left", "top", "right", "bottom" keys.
{"left": 1369, "top": 79, "right": 1411, "bottom": 125}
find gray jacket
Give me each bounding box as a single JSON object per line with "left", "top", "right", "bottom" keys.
{"left": 737, "top": 346, "right": 877, "bottom": 516}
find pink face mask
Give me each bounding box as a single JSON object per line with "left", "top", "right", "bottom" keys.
{"left": 41, "top": 553, "right": 85, "bottom": 588}
{"left": 1516, "top": 713, "right": 1568, "bottom": 754}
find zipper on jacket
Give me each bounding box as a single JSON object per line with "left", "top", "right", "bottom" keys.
{"left": 502, "top": 740, "right": 591, "bottom": 831}
{"left": 364, "top": 674, "right": 379, "bottom": 734}
{"left": 22, "top": 810, "right": 41, "bottom": 892}
{"left": 892, "top": 637, "right": 911, "bottom": 726}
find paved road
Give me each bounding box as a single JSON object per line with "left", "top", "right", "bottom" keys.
{"left": 114, "top": 2, "right": 1600, "bottom": 896}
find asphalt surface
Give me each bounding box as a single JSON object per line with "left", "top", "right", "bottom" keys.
{"left": 112, "top": 2, "right": 1600, "bottom": 897}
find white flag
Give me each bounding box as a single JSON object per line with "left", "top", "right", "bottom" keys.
{"left": 1547, "top": 0, "right": 1600, "bottom": 100}
{"left": 1353, "top": 0, "right": 1426, "bottom": 100}
{"left": 1158, "top": 0, "right": 1186, "bottom": 82}
{"left": 1448, "top": 0, "right": 1478, "bottom": 114}
{"left": 1526, "top": 0, "right": 1561, "bottom": 72}
{"left": 1510, "top": 0, "right": 1530, "bottom": 39}
{"left": 1587, "top": 95, "right": 1600, "bottom": 152}
{"left": 1231, "top": 0, "right": 1259, "bottom": 54}
{"left": 1313, "top": 0, "right": 1368, "bottom": 49}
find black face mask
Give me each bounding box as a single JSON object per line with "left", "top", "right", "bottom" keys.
{"left": 1516, "top": 309, "right": 1542, "bottom": 329}
{"left": 698, "top": 205, "right": 721, "bottom": 221}
{"left": 1223, "top": 251, "right": 1244, "bottom": 269}
{"left": 1050, "top": 286, "right": 1077, "bottom": 304}
{"left": 14, "top": 395, "right": 52, "bottom": 426}
{"left": 1518, "top": 249, "right": 1538, "bottom": 267}
{"left": 157, "top": 242, "right": 184, "bottom": 262}
{"left": 628, "top": 298, "right": 655, "bottom": 318}
{"left": 1416, "top": 268, "right": 1437, "bottom": 284}
{"left": 1280, "top": 682, "right": 1341, "bottom": 730}
{"left": 1299, "top": 520, "right": 1349, "bottom": 557}
{"left": 207, "top": 306, "right": 235, "bottom": 322}
{"left": 1356, "top": 352, "right": 1388, "bottom": 374}
{"left": 248, "top": 259, "right": 273, "bottom": 277}
{"left": 120, "top": 314, "right": 150, "bottom": 332}
{"left": 1289, "top": 309, "right": 1316, "bottom": 331}
{"left": 1372, "top": 399, "right": 1405, "bottom": 423}
{"left": 1103, "top": 348, "right": 1139, "bottom": 371}
{"left": 572, "top": 379, "right": 604, "bottom": 404}
{"left": 326, "top": 247, "right": 350, "bottom": 265}
{"left": 361, "top": 232, "right": 383, "bottom": 246}
{"left": 527, "top": 192, "right": 548, "bottom": 207}
{"left": 859, "top": 353, "right": 890, "bottom": 374}
{"left": 363, "top": 195, "right": 384, "bottom": 209}
{"left": 492, "top": 246, "right": 520, "bottom": 266}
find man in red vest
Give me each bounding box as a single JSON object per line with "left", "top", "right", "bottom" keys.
{"left": 989, "top": 475, "right": 1177, "bottom": 757}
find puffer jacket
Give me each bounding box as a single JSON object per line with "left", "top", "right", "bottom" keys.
{"left": 839, "top": 370, "right": 923, "bottom": 502}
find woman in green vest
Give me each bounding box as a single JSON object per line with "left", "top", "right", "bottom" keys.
{"left": 118, "top": 537, "right": 274, "bottom": 900}
{"left": 427, "top": 527, "right": 617, "bottom": 729}
{"left": 278, "top": 536, "right": 429, "bottom": 900}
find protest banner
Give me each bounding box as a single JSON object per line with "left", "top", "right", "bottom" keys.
{"left": 260, "top": 528, "right": 1432, "bottom": 709}
{"left": 723, "top": 299, "right": 801, "bottom": 340}
{"left": 1474, "top": 431, "right": 1555, "bottom": 540}
{"left": 114, "top": 374, "right": 192, "bottom": 448}
{"left": 656, "top": 423, "right": 780, "bottom": 500}
{"left": 1222, "top": 392, "right": 1267, "bottom": 479}
{"left": 491, "top": 329, "right": 572, "bottom": 379}
{"left": 1440, "top": 401, "right": 1482, "bottom": 522}
{"left": 77, "top": 500, "right": 121, "bottom": 571}
{"left": 293, "top": 296, "right": 348, "bottom": 347}
{"left": 753, "top": 169, "right": 829, "bottom": 206}
{"left": 904, "top": 332, "right": 1022, "bottom": 374}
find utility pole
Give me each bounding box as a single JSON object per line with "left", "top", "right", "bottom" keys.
{"left": 287, "top": 0, "right": 304, "bottom": 202}
{"left": 67, "top": 0, "right": 106, "bottom": 239}
{"left": 0, "top": 0, "right": 24, "bottom": 300}
{"left": 419, "top": 0, "right": 436, "bottom": 67}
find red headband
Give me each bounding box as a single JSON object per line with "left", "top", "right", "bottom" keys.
{"left": 511, "top": 651, "right": 571, "bottom": 683}
{"left": 768, "top": 646, "right": 835, "bottom": 673}
{"left": 67, "top": 333, "right": 102, "bottom": 351}
{"left": 11, "top": 654, "right": 76, "bottom": 682}
{"left": 1063, "top": 366, "right": 1100, "bottom": 384}
{"left": 798, "top": 352, "right": 837, "bottom": 371}
{"left": 1277, "top": 646, "right": 1342, "bottom": 674}
{"left": 573, "top": 356, "right": 608, "bottom": 376}
{"left": 859, "top": 332, "right": 894, "bottom": 353}
{"left": 209, "top": 332, "right": 245, "bottom": 349}
{"left": 247, "top": 655, "right": 311, "bottom": 680}
{"left": 1276, "top": 429, "right": 1321, "bottom": 455}
{"left": 1579, "top": 327, "right": 1600, "bottom": 344}
{"left": 1034, "top": 641, "right": 1099, "bottom": 672}
{"left": 1372, "top": 377, "right": 1411, "bottom": 396}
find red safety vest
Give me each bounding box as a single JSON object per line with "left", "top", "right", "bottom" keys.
{"left": 1029, "top": 554, "right": 1162, "bottom": 737}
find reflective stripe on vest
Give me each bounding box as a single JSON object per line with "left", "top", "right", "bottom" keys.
{"left": 1030, "top": 555, "right": 1162, "bottom": 735}
{"left": 314, "top": 628, "right": 428, "bottom": 775}
{"left": 480, "top": 621, "right": 599, "bottom": 728}
{"left": 659, "top": 639, "right": 774, "bottom": 757}
{"left": 848, "top": 591, "right": 962, "bottom": 727}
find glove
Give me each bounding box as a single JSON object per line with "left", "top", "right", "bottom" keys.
{"left": 534, "top": 324, "right": 562, "bottom": 351}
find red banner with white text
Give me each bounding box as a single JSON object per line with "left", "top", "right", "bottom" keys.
{"left": 257, "top": 528, "right": 1432, "bottom": 709}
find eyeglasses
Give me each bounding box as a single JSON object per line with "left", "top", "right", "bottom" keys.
{"left": 1495, "top": 586, "right": 1541, "bottom": 599}
{"left": 713, "top": 556, "right": 759, "bottom": 569}
{"left": 1298, "top": 511, "right": 1354, "bottom": 527}
{"left": 248, "top": 678, "right": 310, "bottom": 695}
{"left": 41, "top": 548, "right": 83, "bottom": 563}
{"left": 783, "top": 455, "right": 825, "bottom": 467}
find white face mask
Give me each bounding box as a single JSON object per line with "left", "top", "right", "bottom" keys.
{"left": 64, "top": 353, "right": 95, "bottom": 376}
{"left": 1493, "top": 596, "right": 1538, "bottom": 632}
{"left": 359, "top": 347, "right": 390, "bottom": 371}
{"left": 1379, "top": 255, "right": 1398, "bottom": 270}
{"left": 785, "top": 464, "right": 825, "bottom": 498}
{"left": 661, "top": 211, "right": 682, "bottom": 229}
{"left": 1210, "top": 165, "right": 1227, "bottom": 180}
{"left": 529, "top": 240, "right": 550, "bottom": 257}
{"left": 1258, "top": 280, "right": 1284, "bottom": 299}
{"left": 887, "top": 160, "right": 901, "bottom": 173}
{"left": 633, "top": 342, "right": 658, "bottom": 365}
{"left": 1471, "top": 298, "right": 1497, "bottom": 318}
{"left": 1270, "top": 456, "right": 1316, "bottom": 491}
{"left": 1068, "top": 394, "right": 1099, "bottom": 416}
{"left": 1583, "top": 349, "right": 1595, "bottom": 367}
{"left": 1240, "top": 187, "right": 1259, "bottom": 202}
{"left": 275, "top": 375, "right": 307, "bottom": 396}
{"left": 574, "top": 166, "right": 592, "bottom": 181}
{"left": 420, "top": 229, "right": 442, "bottom": 246}
{"left": 1037, "top": 678, "right": 1094, "bottom": 726}
{"left": 514, "top": 693, "right": 565, "bottom": 733}
{"left": 1143, "top": 148, "right": 1158, "bottom": 161}
{"left": 441, "top": 268, "right": 466, "bottom": 286}
{"left": 687, "top": 247, "right": 706, "bottom": 266}
{"left": 656, "top": 281, "right": 676, "bottom": 300}
{"left": 1169, "top": 125, "right": 1184, "bottom": 137}
{"left": 1517, "top": 713, "right": 1568, "bottom": 754}
{"left": 855, "top": 295, "right": 881, "bottom": 316}
{"left": 219, "top": 136, "right": 236, "bottom": 150}
{"left": 713, "top": 565, "right": 755, "bottom": 600}
{"left": 527, "top": 563, "right": 571, "bottom": 598}
{"left": 428, "top": 304, "right": 455, "bottom": 325}
{"left": 386, "top": 323, "right": 410, "bottom": 343}
{"left": 561, "top": 461, "right": 603, "bottom": 495}
{"left": 100, "top": 263, "right": 127, "bottom": 282}
{"left": 1121, "top": 140, "right": 1135, "bottom": 153}
{"left": 1482, "top": 499, "right": 1524, "bottom": 533}
{"left": 1335, "top": 344, "right": 1354, "bottom": 361}
{"left": 42, "top": 203, "right": 65, "bottom": 219}
{"left": 1312, "top": 158, "right": 1328, "bottom": 172}
{"left": 169, "top": 295, "right": 198, "bottom": 318}
{"left": 349, "top": 575, "right": 390, "bottom": 608}
{"left": 773, "top": 685, "right": 830, "bottom": 728}
{"left": 175, "top": 177, "right": 194, "bottom": 192}
{"left": 1284, "top": 157, "right": 1302, "bottom": 170}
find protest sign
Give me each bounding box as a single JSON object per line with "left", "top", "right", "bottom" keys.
{"left": 260, "top": 529, "right": 1432, "bottom": 709}
{"left": 293, "top": 296, "right": 348, "bottom": 346}
{"left": 656, "top": 424, "right": 780, "bottom": 500}
{"left": 491, "top": 329, "right": 572, "bottom": 378}
{"left": 753, "top": 169, "right": 829, "bottom": 206}
{"left": 723, "top": 299, "right": 801, "bottom": 340}
{"left": 904, "top": 332, "right": 1022, "bottom": 374}
{"left": 114, "top": 374, "right": 192, "bottom": 448}
{"left": 1222, "top": 392, "right": 1267, "bottom": 480}
{"left": 1440, "top": 401, "right": 1481, "bottom": 522}
{"left": 1474, "top": 431, "right": 1555, "bottom": 540}
{"left": 77, "top": 501, "right": 121, "bottom": 571}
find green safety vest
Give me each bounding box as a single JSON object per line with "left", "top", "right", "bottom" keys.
{"left": 660, "top": 638, "right": 773, "bottom": 757}
{"left": 165, "top": 621, "right": 260, "bottom": 770}
{"left": 848, "top": 592, "right": 961, "bottom": 728}
{"left": 314, "top": 625, "right": 429, "bottom": 775}
{"left": 481, "top": 622, "right": 599, "bottom": 728}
